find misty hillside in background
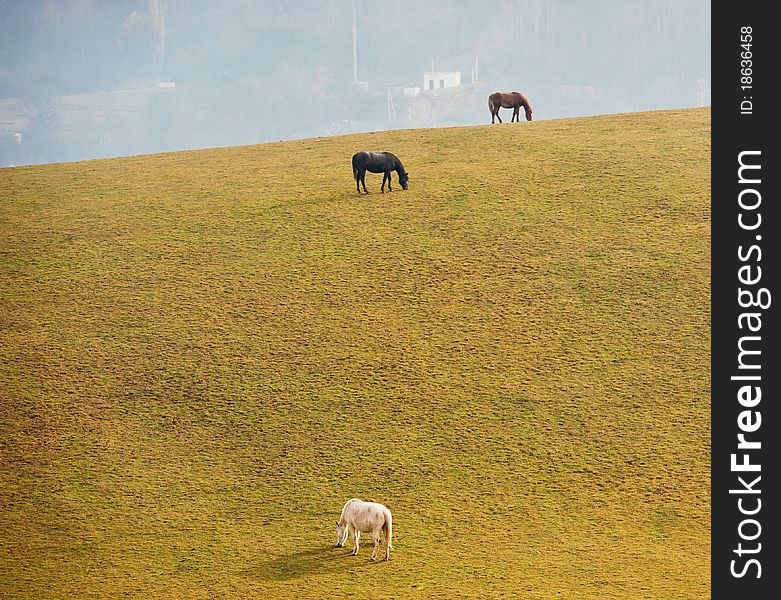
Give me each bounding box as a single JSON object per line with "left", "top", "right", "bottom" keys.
{"left": 0, "top": 0, "right": 710, "bottom": 166}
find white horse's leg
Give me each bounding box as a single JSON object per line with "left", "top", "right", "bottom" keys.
{"left": 351, "top": 530, "right": 361, "bottom": 556}
{"left": 371, "top": 530, "right": 381, "bottom": 560}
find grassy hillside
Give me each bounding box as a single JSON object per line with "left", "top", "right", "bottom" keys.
{"left": 0, "top": 109, "right": 710, "bottom": 599}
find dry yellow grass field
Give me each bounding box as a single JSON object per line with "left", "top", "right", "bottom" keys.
{"left": 1, "top": 108, "right": 710, "bottom": 598}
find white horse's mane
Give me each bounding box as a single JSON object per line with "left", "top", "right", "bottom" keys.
{"left": 339, "top": 497, "right": 362, "bottom": 521}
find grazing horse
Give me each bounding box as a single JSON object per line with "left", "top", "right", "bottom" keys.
{"left": 336, "top": 498, "right": 393, "bottom": 561}
{"left": 352, "top": 151, "right": 409, "bottom": 194}
{"left": 488, "top": 91, "right": 533, "bottom": 123}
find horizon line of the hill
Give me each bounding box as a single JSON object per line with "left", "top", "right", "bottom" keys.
{"left": 0, "top": 106, "right": 709, "bottom": 171}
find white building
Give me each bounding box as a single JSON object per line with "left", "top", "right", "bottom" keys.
{"left": 422, "top": 71, "right": 461, "bottom": 93}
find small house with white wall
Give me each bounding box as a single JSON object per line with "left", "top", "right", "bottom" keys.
{"left": 423, "top": 71, "right": 461, "bottom": 93}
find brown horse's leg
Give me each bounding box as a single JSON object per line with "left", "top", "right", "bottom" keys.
{"left": 512, "top": 107, "right": 518, "bottom": 122}
{"left": 496, "top": 110, "right": 502, "bottom": 124}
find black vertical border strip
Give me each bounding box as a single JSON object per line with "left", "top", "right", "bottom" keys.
{"left": 712, "top": 1, "right": 778, "bottom": 597}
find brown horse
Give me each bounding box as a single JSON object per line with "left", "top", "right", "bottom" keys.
{"left": 488, "top": 91, "right": 533, "bottom": 123}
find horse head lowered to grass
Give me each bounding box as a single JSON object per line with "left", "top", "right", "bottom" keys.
{"left": 336, "top": 498, "right": 393, "bottom": 561}
{"left": 352, "top": 151, "right": 409, "bottom": 194}
{"left": 488, "top": 91, "right": 533, "bottom": 123}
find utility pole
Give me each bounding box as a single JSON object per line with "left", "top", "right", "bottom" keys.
{"left": 352, "top": 0, "right": 358, "bottom": 84}
{"left": 386, "top": 89, "right": 396, "bottom": 121}
{"left": 150, "top": 0, "right": 167, "bottom": 83}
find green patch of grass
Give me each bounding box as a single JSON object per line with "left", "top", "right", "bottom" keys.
{"left": 1, "top": 108, "right": 710, "bottom": 598}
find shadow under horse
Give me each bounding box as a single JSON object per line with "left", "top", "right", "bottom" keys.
{"left": 248, "top": 547, "right": 349, "bottom": 582}
{"left": 352, "top": 151, "right": 409, "bottom": 194}
{"left": 488, "top": 91, "right": 533, "bottom": 123}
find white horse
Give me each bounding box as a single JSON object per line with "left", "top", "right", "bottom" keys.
{"left": 336, "top": 498, "right": 393, "bottom": 561}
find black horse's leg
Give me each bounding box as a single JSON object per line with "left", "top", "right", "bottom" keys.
{"left": 361, "top": 170, "right": 368, "bottom": 193}
{"left": 386, "top": 171, "right": 392, "bottom": 192}
{"left": 381, "top": 172, "right": 387, "bottom": 193}
{"left": 356, "top": 169, "right": 361, "bottom": 193}
{"left": 358, "top": 169, "right": 366, "bottom": 194}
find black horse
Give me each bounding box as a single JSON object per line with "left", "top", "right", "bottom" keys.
{"left": 352, "top": 151, "right": 409, "bottom": 194}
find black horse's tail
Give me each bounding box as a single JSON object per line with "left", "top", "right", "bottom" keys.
{"left": 353, "top": 167, "right": 359, "bottom": 181}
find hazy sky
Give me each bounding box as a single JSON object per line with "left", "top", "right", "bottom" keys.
{"left": 0, "top": 0, "right": 710, "bottom": 166}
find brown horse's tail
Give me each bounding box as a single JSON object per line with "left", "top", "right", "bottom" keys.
{"left": 488, "top": 95, "right": 495, "bottom": 113}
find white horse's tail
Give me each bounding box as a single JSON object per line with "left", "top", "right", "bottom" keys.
{"left": 383, "top": 510, "right": 393, "bottom": 551}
